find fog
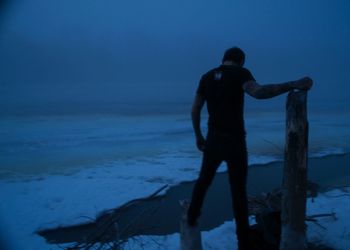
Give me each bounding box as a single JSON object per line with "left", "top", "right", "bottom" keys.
{"left": 1, "top": 0, "right": 350, "bottom": 115}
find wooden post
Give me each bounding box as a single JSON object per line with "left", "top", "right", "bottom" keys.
{"left": 280, "top": 90, "right": 309, "bottom": 250}
{"left": 180, "top": 201, "right": 202, "bottom": 250}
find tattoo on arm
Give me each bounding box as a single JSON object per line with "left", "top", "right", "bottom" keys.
{"left": 243, "top": 80, "right": 295, "bottom": 99}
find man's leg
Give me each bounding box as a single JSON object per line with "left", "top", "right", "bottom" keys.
{"left": 227, "top": 145, "right": 250, "bottom": 249}
{"left": 187, "top": 150, "right": 222, "bottom": 226}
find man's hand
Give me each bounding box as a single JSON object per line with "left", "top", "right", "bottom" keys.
{"left": 294, "top": 77, "right": 313, "bottom": 90}
{"left": 196, "top": 135, "right": 206, "bottom": 152}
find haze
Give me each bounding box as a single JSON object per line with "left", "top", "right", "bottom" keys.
{"left": 1, "top": 0, "right": 349, "bottom": 115}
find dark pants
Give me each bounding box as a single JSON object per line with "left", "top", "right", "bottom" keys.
{"left": 188, "top": 131, "right": 250, "bottom": 249}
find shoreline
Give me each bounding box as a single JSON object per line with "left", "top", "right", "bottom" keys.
{"left": 37, "top": 153, "right": 350, "bottom": 245}
{"left": 0, "top": 151, "right": 346, "bottom": 183}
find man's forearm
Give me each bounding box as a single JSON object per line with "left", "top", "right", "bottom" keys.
{"left": 191, "top": 110, "right": 203, "bottom": 139}
{"left": 251, "top": 81, "right": 295, "bottom": 99}
{"left": 244, "top": 77, "right": 313, "bottom": 100}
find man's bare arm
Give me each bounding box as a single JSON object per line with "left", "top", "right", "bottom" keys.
{"left": 191, "top": 94, "right": 206, "bottom": 151}
{"left": 243, "top": 77, "right": 313, "bottom": 99}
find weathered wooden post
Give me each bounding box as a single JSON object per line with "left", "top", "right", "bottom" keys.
{"left": 280, "top": 90, "right": 309, "bottom": 250}
{"left": 180, "top": 201, "right": 202, "bottom": 250}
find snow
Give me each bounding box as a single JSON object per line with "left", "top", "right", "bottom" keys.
{"left": 120, "top": 221, "right": 239, "bottom": 250}
{"left": 1, "top": 149, "right": 350, "bottom": 250}
{"left": 0, "top": 153, "right": 200, "bottom": 250}
{"left": 307, "top": 188, "right": 350, "bottom": 250}
{"left": 123, "top": 188, "right": 350, "bottom": 250}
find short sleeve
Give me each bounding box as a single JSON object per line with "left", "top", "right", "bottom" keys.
{"left": 242, "top": 68, "right": 255, "bottom": 83}
{"left": 196, "top": 75, "right": 206, "bottom": 96}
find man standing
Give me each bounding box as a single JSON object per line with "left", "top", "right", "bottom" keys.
{"left": 187, "top": 47, "right": 312, "bottom": 249}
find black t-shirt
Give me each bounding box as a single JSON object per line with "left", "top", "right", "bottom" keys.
{"left": 196, "top": 65, "right": 255, "bottom": 135}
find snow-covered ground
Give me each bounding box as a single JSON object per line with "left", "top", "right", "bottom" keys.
{"left": 1, "top": 156, "right": 350, "bottom": 250}
{"left": 123, "top": 187, "right": 350, "bottom": 250}
{"left": 1, "top": 112, "right": 349, "bottom": 249}
{"left": 0, "top": 153, "right": 200, "bottom": 250}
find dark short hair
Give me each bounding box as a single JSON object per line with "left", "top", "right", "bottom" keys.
{"left": 222, "top": 47, "right": 245, "bottom": 64}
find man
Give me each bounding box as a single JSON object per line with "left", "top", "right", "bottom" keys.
{"left": 187, "top": 47, "right": 313, "bottom": 249}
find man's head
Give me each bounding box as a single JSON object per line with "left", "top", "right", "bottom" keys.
{"left": 222, "top": 47, "right": 245, "bottom": 66}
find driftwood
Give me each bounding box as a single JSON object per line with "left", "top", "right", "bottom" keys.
{"left": 248, "top": 180, "right": 319, "bottom": 216}
{"left": 248, "top": 189, "right": 282, "bottom": 249}
{"left": 280, "top": 90, "right": 309, "bottom": 250}
{"left": 179, "top": 182, "right": 323, "bottom": 250}
{"left": 179, "top": 200, "right": 202, "bottom": 250}
{"left": 63, "top": 185, "right": 168, "bottom": 250}
{"left": 247, "top": 184, "right": 330, "bottom": 250}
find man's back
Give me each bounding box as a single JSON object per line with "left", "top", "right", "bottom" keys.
{"left": 188, "top": 47, "right": 312, "bottom": 250}
{"left": 197, "top": 65, "right": 254, "bottom": 134}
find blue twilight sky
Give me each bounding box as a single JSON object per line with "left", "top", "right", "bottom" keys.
{"left": 0, "top": 0, "right": 349, "bottom": 114}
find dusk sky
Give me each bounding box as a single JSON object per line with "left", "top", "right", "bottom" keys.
{"left": 1, "top": 0, "right": 349, "bottom": 114}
